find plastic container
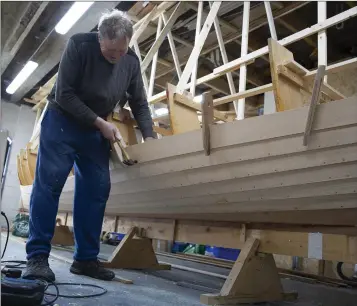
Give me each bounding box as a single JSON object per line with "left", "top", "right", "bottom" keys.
{"left": 206, "top": 246, "right": 241, "bottom": 261}
{"left": 172, "top": 242, "right": 189, "bottom": 253}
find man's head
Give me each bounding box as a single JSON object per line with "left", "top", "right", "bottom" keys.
{"left": 98, "top": 10, "right": 133, "bottom": 64}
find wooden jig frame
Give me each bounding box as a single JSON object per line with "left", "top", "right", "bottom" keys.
{"left": 20, "top": 2, "right": 357, "bottom": 305}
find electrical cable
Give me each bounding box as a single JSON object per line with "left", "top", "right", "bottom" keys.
{"left": 1, "top": 211, "right": 108, "bottom": 305}
{"left": 1, "top": 211, "right": 10, "bottom": 259}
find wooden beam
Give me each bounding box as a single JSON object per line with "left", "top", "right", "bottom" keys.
{"left": 282, "top": 59, "right": 346, "bottom": 101}
{"left": 237, "top": 2, "right": 250, "bottom": 120}
{"left": 154, "top": 2, "right": 309, "bottom": 82}
{"left": 214, "top": 6, "right": 357, "bottom": 76}
{"left": 213, "top": 83, "right": 273, "bottom": 106}
{"left": 161, "top": 12, "right": 182, "bottom": 78}
{"left": 176, "top": 1, "right": 222, "bottom": 94}
{"left": 305, "top": 57, "right": 357, "bottom": 80}
{"left": 133, "top": 41, "right": 149, "bottom": 92}
{"left": 133, "top": 2, "right": 176, "bottom": 30}
{"left": 276, "top": 18, "right": 317, "bottom": 49}
{"left": 130, "top": 6, "right": 159, "bottom": 47}
{"left": 210, "top": 1, "right": 239, "bottom": 115}
{"left": 318, "top": 2, "right": 328, "bottom": 83}
{"left": 264, "top": 1, "right": 278, "bottom": 40}
{"left": 190, "top": 1, "right": 203, "bottom": 96}
{"left": 141, "top": 2, "right": 185, "bottom": 73}
{"left": 148, "top": 16, "right": 163, "bottom": 98}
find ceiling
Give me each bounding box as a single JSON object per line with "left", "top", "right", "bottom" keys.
{"left": 1, "top": 1, "right": 356, "bottom": 112}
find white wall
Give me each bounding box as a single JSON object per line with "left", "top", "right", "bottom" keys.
{"left": 1, "top": 101, "right": 36, "bottom": 222}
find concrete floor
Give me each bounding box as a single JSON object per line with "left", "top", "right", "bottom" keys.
{"left": 2, "top": 234, "right": 357, "bottom": 306}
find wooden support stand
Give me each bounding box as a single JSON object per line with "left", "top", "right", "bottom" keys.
{"left": 51, "top": 225, "right": 75, "bottom": 246}
{"left": 101, "top": 227, "right": 171, "bottom": 270}
{"left": 201, "top": 238, "right": 297, "bottom": 305}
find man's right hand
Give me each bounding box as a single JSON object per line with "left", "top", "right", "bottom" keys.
{"left": 94, "top": 117, "right": 122, "bottom": 142}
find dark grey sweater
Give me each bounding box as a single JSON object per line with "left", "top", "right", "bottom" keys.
{"left": 47, "top": 32, "right": 154, "bottom": 138}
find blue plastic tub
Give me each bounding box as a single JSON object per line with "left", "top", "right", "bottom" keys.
{"left": 206, "top": 246, "right": 240, "bottom": 261}
{"left": 172, "top": 242, "right": 189, "bottom": 253}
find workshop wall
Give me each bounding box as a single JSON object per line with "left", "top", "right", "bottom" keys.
{"left": 1, "top": 101, "right": 36, "bottom": 223}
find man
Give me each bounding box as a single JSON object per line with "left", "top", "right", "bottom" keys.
{"left": 23, "top": 10, "right": 154, "bottom": 282}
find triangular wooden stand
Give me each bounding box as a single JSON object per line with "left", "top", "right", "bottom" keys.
{"left": 201, "top": 238, "right": 297, "bottom": 305}
{"left": 51, "top": 225, "right": 75, "bottom": 246}
{"left": 101, "top": 227, "right": 171, "bottom": 270}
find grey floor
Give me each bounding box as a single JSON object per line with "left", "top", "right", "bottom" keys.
{"left": 2, "top": 234, "right": 357, "bottom": 306}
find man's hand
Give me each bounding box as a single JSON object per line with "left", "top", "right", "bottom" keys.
{"left": 95, "top": 117, "right": 122, "bottom": 141}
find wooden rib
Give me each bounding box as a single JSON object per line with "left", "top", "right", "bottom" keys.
{"left": 303, "top": 65, "right": 326, "bottom": 146}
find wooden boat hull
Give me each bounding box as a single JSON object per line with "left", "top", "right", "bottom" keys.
{"left": 21, "top": 97, "right": 357, "bottom": 227}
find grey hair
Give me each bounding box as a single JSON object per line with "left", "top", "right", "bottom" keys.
{"left": 98, "top": 9, "right": 133, "bottom": 41}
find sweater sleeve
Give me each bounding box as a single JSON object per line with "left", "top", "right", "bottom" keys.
{"left": 127, "top": 61, "right": 154, "bottom": 139}
{"left": 55, "top": 38, "right": 98, "bottom": 125}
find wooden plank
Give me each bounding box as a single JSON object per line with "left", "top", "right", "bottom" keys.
{"left": 210, "top": 1, "right": 238, "bottom": 114}
{"left": 161, "top": 12, "right": 182, "bottom": 78}
{"left": 237, "top": 2, "right": 250, "bottom": 119}
{"left": 133, "top": 41, "right": 149, "bottom": 92}
{"left": 213, "top": 7, "right": 357, "bottom": 76}
{"left": 167, "top": 83, "right": 201, "bottom": 134}
{"left": 147, "top": 15, "right": 163, "bottom": 98}
{"left": 133, "top": 2, "right": 176, "bottom": 30}
{"left": 282, "top": 60, "right": 345, "bottom": 100}
{"left": 284, "top": 60, "right": 307, "bottom": 76}
{"left": 141, "top": 2, "right": 184, "bottom": 73}
{"left": 305, "top": 57, "right": 357, "bottom": 80}
{"left": 126, "top": 98, "right": 357, "bottom": 165}
{"left": 264, "top": 1, "right": 278, "bottom": 40}
{"left": 175, "top": 1, "right": 222, "bottom": 93}
{"left": 321, "top": 83, "right": 345, "bottom": 101}
{"left": 318, "top": 2, "right": 327, "bottom": 83}
{"left": 130, "top": 5, "right": 159, "bottom": 47}
{"left": 268, "top": 39, "right": 304, "bottom": 111}
{"left": 303, "top": 65, "right": 326, "bottom": 146}
{"left": 174, "top": 92, "right": 228, "bottom": 122}
{"left": 190, "top": 1, "right": 203, "bottom": 96}
{"left": 213, "top": 83, "right": 273, "bottom": 106}
{"left": 201, "top": 92, "right": 214, "bottom": 155}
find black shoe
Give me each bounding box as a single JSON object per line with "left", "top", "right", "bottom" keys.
{"left": 70, "top": 260, "right": 115, "bottom": 281}
{"left": 22, "top": 254, "right": 56, "bottom": 282}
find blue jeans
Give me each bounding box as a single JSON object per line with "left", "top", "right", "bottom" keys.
{"left": 26, "top": 108, "right": 111, "bottom": 261}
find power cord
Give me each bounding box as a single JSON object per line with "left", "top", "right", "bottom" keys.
{"left": 1, "top": 211, "right": 108, "bottom": 305}
{"left": 1, "top": 211, "right": 10, "bottom": 259}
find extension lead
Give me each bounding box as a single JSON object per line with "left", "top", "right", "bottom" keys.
{"left": 1, "top": 211, "right": 108, "bottom": 305}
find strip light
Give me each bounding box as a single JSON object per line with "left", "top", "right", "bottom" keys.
{"left": 55, "top": 2, "right": 94, "bottom": 35}
{"left": 6, "top": 61, "right": 39, "bottom": 95}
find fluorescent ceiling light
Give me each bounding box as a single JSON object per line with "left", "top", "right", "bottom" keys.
{"left": 155, "top": 108, "right": 169, "bottom": 116}
{"left": 55, "top": 2, "right": 94, "bottom": 35}
{"left": 6, "top": 61, "right": 38, "bottom": 95}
